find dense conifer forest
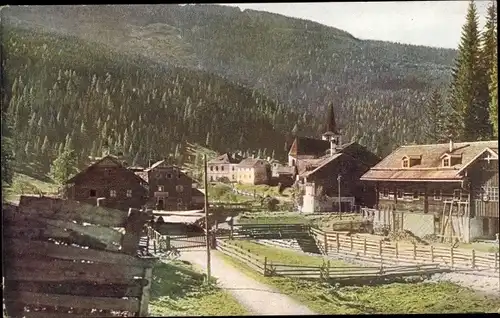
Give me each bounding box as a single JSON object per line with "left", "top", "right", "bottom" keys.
{"left": 0, "top": 2, "right": 497, "bottom": 188}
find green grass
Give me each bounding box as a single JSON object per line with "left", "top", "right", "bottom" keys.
{"left": 234, "top": 183, "right": 280, "bottom": 197}
{"left": 217, "top": 252, "right": 500, "bottom": 314}
{"left": 226, "top": 239, "right": 347, "bottom": 267}
{"left": 149, "top": 260, "right": 248, "bottom": 316}
{"left": 237, "top": 211, "right": 311, "bottom": 225}
{"left": 4, "top": 173, "right": 58, "bottom": 203}
{"left": 208, "top": 184, "right": 251, "bottom": 203}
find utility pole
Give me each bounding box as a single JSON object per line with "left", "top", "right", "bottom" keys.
{"left": 203, "top": 154, "right": 211, "bottom": 284}
{"left": 337, "top": 175, "right": 342, "bottom": 220}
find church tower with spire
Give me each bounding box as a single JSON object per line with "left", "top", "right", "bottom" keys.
{"left": 321, "top": 103, "right": 342, "bottom": 155}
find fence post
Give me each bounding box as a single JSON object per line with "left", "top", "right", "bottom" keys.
{"left": 324, "top": 232, "right": 328, "bottom": 254}
{"left": 336, "top": 233, "right": 340, "bottom": 252}
{"left": 327, "top": 260, "right": 330, "bottom": 279}
{"left": 395, "top": 242, "right": 399, "bottom": 259}
{"left": 363, "top": 238, "right": 367, "bottom": 255}
{"left": 430, "top": 245, "right": 434, "bottom": 263}
{"left": 412, "top": 243, "right": 417, "bottom": 261}
{"left": 379, "top": 264, "right": 384, "bottom": 275}
{"left": 378, "top": 240, "right": 382, "bottom": 257}
{"left": 165, "top": 236, "right": 171, "bottom": 250}
{"left": 471, "top": 249, "right": 475, "bottom": 269}
{"left": 495, "top": 252, "right": 499, "bottom": 272}
{"left": 264, "top": 257, "right": 268, "bottom": 276}
{"left": 230, "top": 222, "right": 234, "bottom": 240}
{"left": 350, "top": 236, "right": 353, "bottom": 251}
{"left": 153, "top": 239, "right": 157, "bottom": 254}
{"left": 450, "top": 247, "right": 454, "bottom": 268}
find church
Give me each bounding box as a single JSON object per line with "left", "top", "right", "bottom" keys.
{"left": 288, "top": 103, "right": 380, "bottom": 213}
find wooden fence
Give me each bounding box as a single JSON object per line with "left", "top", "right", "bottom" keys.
{"left": 216, "top": 239, "right": 446, "bottom": 280}
{"left": 3, "top": 196, "right": 158, "bottom": 317}
{"left": 233, "top": 223, "right": 310, "bottom": 239}
{"left": 309, "top": 227, "right": 499, "bottom": 272}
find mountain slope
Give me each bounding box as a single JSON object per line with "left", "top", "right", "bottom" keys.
{"left": 2, "top": 4, "right": 457, "bottom": 156}
{"left": 1, "top": 26, "right": 301, "bottom": 174}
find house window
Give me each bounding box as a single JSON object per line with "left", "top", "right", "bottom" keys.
{"left": 126, "top": 189, "right": 132, "bottom": 197}
{"left": 177, "top": 198, "right": 183, "bottom": 203}
{"left": 210, "top": 166, "right": 213, "bottom": 171}
{"left": 167, "top": 173, "right": 172, "bottom": 179}
{"left": 110, "top": 190, "right": 117, "bottom": 197}
{"left": 104, "top": 169, "right": 111, "bottom": 176}
{"left": 221, "top": 166, "right": 224, "bottom": 171}
{"left": 413, "top": 190, "right": 420, "bottom": 200}
{"left": 443, "top": 158, "right": 450, "bottom": 167}
{"left": 176, "top": 185, "right": 184, "bottom": 193}
{"left": 216, "top": 166, "right": 219, "bottom": 171}
{"left": 433, "top": 190, "right": 442, "bottom": 201}
{"left": 402, "top": 158, "right": 409, "bottom": 168}
{"left": 453, "top": 189, "right": 461, "bottom": 200}
{"left": 382, "top": 188, "right": 389, "bottom": 198}
{"left": 232, "top": 167, "right": 235, "bottom": 171}
{"left": 488, "top": 187, "right": 499, "bottom": 202}
{"left": 396, "top": 190, "right": 403, "bottom": 199}
{"left": 89, "top": 189, "right": 97, "bottom": 197}
{"left": 158, "top": 185, "right": 164, "bottom": 192}
{"left": 210, "top": 176, "right": 214, "bottom": 181}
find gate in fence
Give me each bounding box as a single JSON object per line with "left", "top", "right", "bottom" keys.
{"left": 167, "top": 233, "right": 207, "bottom": 250}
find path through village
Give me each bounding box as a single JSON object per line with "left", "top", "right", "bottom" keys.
{"left": 178, "top": 250, "right": 316, "bottom": 316}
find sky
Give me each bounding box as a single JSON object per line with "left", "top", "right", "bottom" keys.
{"left": 220, "top": 2, "right": 490, "bottom": 49}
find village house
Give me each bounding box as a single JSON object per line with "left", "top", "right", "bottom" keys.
{"left": 360, "top": 140, "right": 499, "bottom": 243}
{"left": 298, "top": 141, "right": 380, "bottom": 213}
{"left": 207, "top": 152, "right": 244, "bottom": 183}
{"left": 64, "top": 155, "right": 149, "bottom": 211}
{"left": 135, "top": 160, "right": 201, "bottom": 211}
{"left": 235, "top": 158, "right": 271, "bottom": 185}
{"left": 290, "top": 104, "right": 380, "bottom": 213}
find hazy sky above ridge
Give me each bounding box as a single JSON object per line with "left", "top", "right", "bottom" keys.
{"left": 221, "top": 1, "right": 490, "bottom": 49}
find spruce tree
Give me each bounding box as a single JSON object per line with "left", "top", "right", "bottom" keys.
{"left": 424, "top": 89, "right": 448, "bottom": 143}
{"left": 448, "top": 0, "right": 485, "bottom": 141}
{"left": 482, "top": 1, "right": 498, "bottom": 138}
{"left": 490, "top": 50, "right": 498, "bottom": 138}
{"left": 50, "top": 147, "right": 78, "bottom": 185}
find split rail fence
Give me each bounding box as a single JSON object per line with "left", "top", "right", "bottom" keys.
{"left": 309, "top": 227, "right": 499, "bottom": 272}
{"left": 216, "top": 239, "right": 446, "bottom": 281}
{"left": 3, "top": 196, "right": 158, "bottom": 317}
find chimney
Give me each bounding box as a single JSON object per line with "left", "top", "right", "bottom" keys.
{"left": 449, "top": 140, "right": 454, "bottom": 153}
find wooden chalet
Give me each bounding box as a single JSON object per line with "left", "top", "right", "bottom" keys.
{"left": 299, "top": 142, "right": 380, "bottom": 212}
{"left": 64, "top": 155, "right": 149, "bottom": 211}
{"left": 360, "top": 140, "right": 499, "bottom": 243}
{"left": 135, "top": 160, "right": 201, "bottom": 211}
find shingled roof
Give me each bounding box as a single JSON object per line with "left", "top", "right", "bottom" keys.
{"left": 208, "top": 153, "right": 244, "bottom": 164}
{"left": 361, "top": 140, "right": 498, "bottom": 182}
{"left": 288, "top": 137, "right": 330, "bottom": 158}
{"left": 237, "top": 158, "right": 269, "bottom": 168}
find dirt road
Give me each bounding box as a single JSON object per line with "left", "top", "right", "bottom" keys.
{"left": 179, "top": 250, "right": 315, "bottom": 315}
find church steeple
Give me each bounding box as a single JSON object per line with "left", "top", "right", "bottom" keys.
{"left": 321, "top": 102, "right": 342, "bottom": 155}
{"left": 324, "top": 102, "right": 339, "bottom": 135}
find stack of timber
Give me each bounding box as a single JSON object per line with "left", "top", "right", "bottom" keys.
{"left": 3, "top": 196, "right": 158, "bottom": 317}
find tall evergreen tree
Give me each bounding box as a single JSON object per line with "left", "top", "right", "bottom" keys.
{"left": 49, "top": 147, "right": 78, "bottom": 185}
{"left": 424, "top": 89, "right": 448, "bottom": 143}
{"left": 448, "top": 1, "right": 487, "bottom": 141}
{"left": 490, "top": 49, "right": 498, "bottom": 138}
{"left": 482, "top": 1, "right": 498, "bottom": 138}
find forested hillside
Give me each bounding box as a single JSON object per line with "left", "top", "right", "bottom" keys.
{"left": 2, "top": 27, "right": 303, "bottom": 174}
{"left": 2, "top": 4, "right": 458, "bottom": 156}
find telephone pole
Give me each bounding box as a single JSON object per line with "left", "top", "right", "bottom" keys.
{"left": 337, "top": 175, "right": 342, "bottom": 220}
{"left": 203, "top": 154, "right": 212, "bottom": 284}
